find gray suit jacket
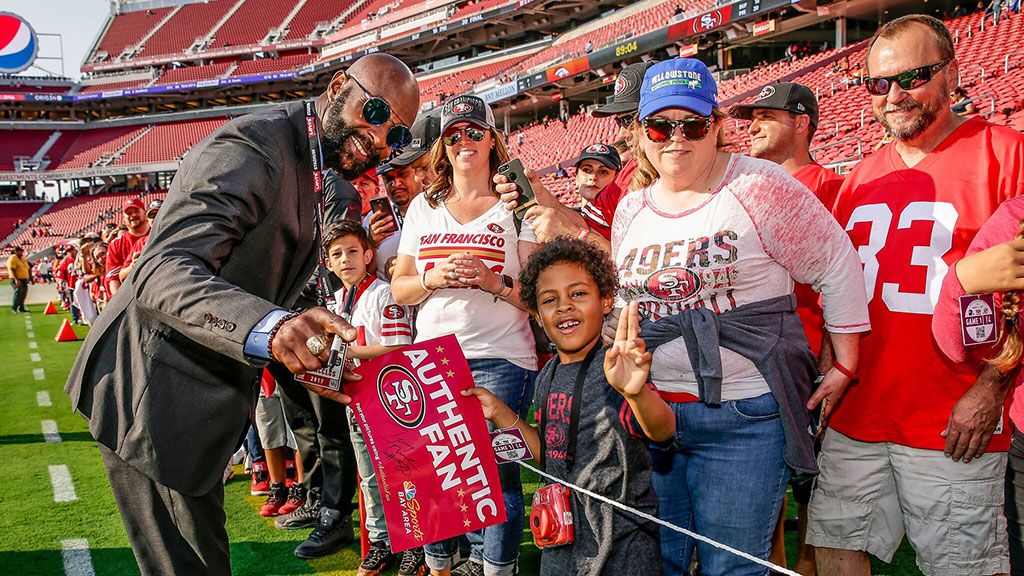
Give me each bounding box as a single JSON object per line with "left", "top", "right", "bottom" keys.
{"left": 65, "top": 102, "right": 320, "bottom": 497}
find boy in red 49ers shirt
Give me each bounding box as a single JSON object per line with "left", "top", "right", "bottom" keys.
{"left": 807, "top": 15, "right": 1024, "bottom": 576}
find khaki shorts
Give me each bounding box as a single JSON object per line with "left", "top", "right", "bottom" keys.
{"left": 807, "top": 430, "right": 1008, "bottom": 576}
{"left": 254, "top": 385, "right": 295, "bottom": 451}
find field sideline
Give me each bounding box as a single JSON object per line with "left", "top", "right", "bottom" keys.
{"left": 0, "top": 294, "right": 918, "bottom": 575}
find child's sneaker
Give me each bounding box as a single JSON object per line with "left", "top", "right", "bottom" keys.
{"left": 277, "top": 482, "right": 307, "bottom": 516}
{"left": 397, "top": 546, "right": 427, "bottom": 576}
{"left": 259, "top": 482, "right": 288, "bottom": 517}
{"left": 357, "top": 539, "right": 396, "bottom": 576}
{"left": 250, "top": 461, "right": 270, "bottom": 495}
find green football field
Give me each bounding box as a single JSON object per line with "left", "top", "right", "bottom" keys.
{"left": 0, "top": 298, "right": 920, "bottom": 575}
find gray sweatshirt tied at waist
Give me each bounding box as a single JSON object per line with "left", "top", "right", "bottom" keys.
{"left": 640, "top": 293, "right": 820, "bottom": 477}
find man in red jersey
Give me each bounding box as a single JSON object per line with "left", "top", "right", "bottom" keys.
{"left": 733, "top": 81, "right": 844, "bottom": 576}
{"left": 106, "top": 198, "right": 151, "bottom": 296}
{"left": 807, "top": 15, "right": 1022, "bottom": 576}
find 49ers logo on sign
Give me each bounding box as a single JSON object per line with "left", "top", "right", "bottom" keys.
{"left": 377, "top": 366, "right": 426, "bottom": 428}
{"left": 692, "top": 10, "right": 723, "bottom": 34}
{"left": 645, "top": 267, "right": 701, "bottom": 301}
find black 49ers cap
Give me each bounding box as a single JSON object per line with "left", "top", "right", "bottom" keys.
{"left": 593, "top": 60, "right": 658, "bottom": 117}
{"left": 730, "top": 82, "right": 819, "bottom": 128}
{"left": 574, "top": 143, "right": 621, "bottom": 171}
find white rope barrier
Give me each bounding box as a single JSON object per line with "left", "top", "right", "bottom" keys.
{"left": 518, "top": 461, "right": 802, "bottom": 576}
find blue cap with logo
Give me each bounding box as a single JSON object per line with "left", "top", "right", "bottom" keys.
{"left": 638, "top": 58, "right": 719, "bottom": 120}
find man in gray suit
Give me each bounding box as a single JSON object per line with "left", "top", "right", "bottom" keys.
{"left": 64, "top": 53, "right": 419, "bottom": 575}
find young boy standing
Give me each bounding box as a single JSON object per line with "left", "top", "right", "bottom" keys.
{"left": 464, "top": 238, "right": 674, "bottom": 575}
{"left": 321, "top": 221, "right": 424, "bottom": 575}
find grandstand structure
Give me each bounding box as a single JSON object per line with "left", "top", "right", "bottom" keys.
{"left": 3, "top": 0, "right": 1024, "bottom": 257}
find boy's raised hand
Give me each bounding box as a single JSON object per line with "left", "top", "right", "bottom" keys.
{"left": 604, "top": 301, "right": 652, "bottom": 398}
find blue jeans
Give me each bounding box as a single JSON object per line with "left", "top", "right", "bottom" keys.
{"left": 424, "top": 358, "right": 536, "bottom": 576}
{"left": 651, "top": 393, "right": 790, "bottom": 576}
{"left": 245, "top": 425, "right": 265, "bottom": 464}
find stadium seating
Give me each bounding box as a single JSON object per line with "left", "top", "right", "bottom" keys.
{"left": 213, "top": 0, "right": 298, "bottom": 48}
{"left": 78, "top": 78, "right": 149, "bottom": 95}
{"left": 91, "top": 7, "right": 174, "bottom": 62}
{"left": 51, "top": 127, "right": 147, "bottom": 171}
{"left": 114, "top": 119, "right": 226, "bottom": 166}
{"left": 140, "top": 0, "right": 237, "bottom": 59}
{"left": 0, "top": 130, "right": 51, "bottom": 171}
{"left": 154, "top": 63, "right": 234, "bottom": 86}
{"left": 418, "top": 54, "right": 531, "bottom": 104}
{"left": 283, "top": 0, "right": 358, "bottom": 41}
{"left": 507, "top": 113, "right": 618, "bottom": 173}
{"left": 0, "top": 202, "right": 44, "bottom": 242}
{"left": 230, "top": 53, "right": 317, "bottom": 77}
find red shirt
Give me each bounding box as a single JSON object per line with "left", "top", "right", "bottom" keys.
{"left": 792, "top": 162, "right": 845, "bottom": 356}
{"left": 59, "top": 256, "right": 76, "bottom": 287}
{"left": 586, "top": 158, "right": 638, "bottom": 240}
{"left": 932, "top": 196, "right": 1024, "bottom": 433}
{"left": 831, "top": 117, "right": 1024, "bottom": 450}
{"left": 106, "top": 230, "right": 150, "bottom": 283}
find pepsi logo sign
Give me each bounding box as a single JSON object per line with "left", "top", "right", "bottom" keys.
{"left": 452, "top": 102, "right": 473, "bottom": 114}
{"left": 0, "top": 13, "right": 38, "bottom": 74}
{"left": 757, "top": 85, "right": 776, "bottom": 101}
{"left": 614, "top": 75, "right": 627, "bottom": 95}
{"left": 586, "top": 144, "right": 609, "bottom": 154}
{"left": 488, "top": 223, "right": 505, "bottom": 233}
{"left": 383, "top": 304, "right": 405, "bottom": 320}
{"left": 377, "top": 366, "right": 426, "bottom": 428}
{"left": 692, "top": 10, "right": 723, "bottom": 34}
{"left": 645, "top": 267, "right": 701, "bottom": 301}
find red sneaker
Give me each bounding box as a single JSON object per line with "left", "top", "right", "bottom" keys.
{"left": 285, "top": 458, "right": 297, "bottom": 488}
{"left": 277, "top": 483, "right": 307, "bottom": 516}
{"left": 260, "top": 483, "right": 288, "bottom": 517}
{"left": 250, "top": 461, "right": 270, "bottom": 496}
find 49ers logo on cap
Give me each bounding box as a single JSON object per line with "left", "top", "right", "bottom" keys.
{"left": 645, "top": 267, "right": 701, "bottom": 301}
{"left": 585, "top": 144, "right": 610, "bottom": 154}
{"left": 452, "top": 102, "right": 474, "bottom": 114}
{"left": 757, "top": 85, "right": 776, "bottom": 101}
{"left": 383, "top": 304, "right": 405, "bottom": 320}
{"left": 614, "top": 75, "right": 628, "bottom": 95}
{"left": 377, "top": 365, "right": 426, "bottom": 428}
{"left": 692, "top": 10, "right": 723, "bottom": 34}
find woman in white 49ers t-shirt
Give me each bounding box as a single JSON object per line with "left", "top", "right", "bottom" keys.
{"left": 392, "top": 95, "right": 538, "bottom": 576}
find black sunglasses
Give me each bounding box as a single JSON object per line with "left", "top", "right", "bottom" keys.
{"left": 614, "top": 113, "right": 635, "bottom": 128}
{"left": 442, "top": 125, "right": 487, "bottom": 146}
{"left": 641, "top": 116, "right": 713, "bottom": 143}
{"left": 348, "top": 75, "right": 413, "bottom": 150}
{"left": 864, "top": 58, "right": 951, "bottom": 96}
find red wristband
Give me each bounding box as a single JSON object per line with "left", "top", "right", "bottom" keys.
{"left": 832, "top": 359, "right": 857, "bottom": 380}
{"left": 576, "top": 227, "right": 590, "bottom": 242}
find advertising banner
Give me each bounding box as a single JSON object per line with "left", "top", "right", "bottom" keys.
{"left": 349, "top": 334, "right": 506, "bottom": 552}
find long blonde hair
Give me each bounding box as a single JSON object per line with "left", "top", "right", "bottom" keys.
{"left": 991, "top": 220, "right": 1024, "bottom": 372}
{"left": 631, "top": 107, "right": 731, "bottom": 192}
{"left": 424, "top": 126, "right": 511, "bottom": 208}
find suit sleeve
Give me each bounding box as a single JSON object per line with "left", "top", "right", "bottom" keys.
{"left": 127, "top": 126, "right": 287, "bottom": 363}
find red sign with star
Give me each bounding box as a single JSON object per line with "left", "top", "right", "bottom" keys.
{"left": 348, "top": 334, "right": 507, "bottom": 552}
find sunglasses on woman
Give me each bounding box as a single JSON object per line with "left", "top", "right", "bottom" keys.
{"left": 641, "top": 116, "right": 713, "bottom": 143}
{"left": 614, "top": 113, "right": 634, "bottom": 128}
{"left": 864, "top": 58, "right": 951, "bottom": 96}
{"left": 348, "top": 75, "right": 413, "bottom": 150}
{"left": 442, "top": 125, "right": 487, "bottom": 146}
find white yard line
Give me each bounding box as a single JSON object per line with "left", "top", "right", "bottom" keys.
{"left": 33, "top": 368, "right": 45, "bottom": 380}
{"left": 29, "top": 341, "right": 38, "bottom": 349}
{"left": 37, "top": 390, "right": 52, "bottom": 407}
{"left": 42, "top": 420, "right": 62, "bottom": 444}
{"left": 30, "top": 353, "right": 41, "bottom": 362}
{"left": 49, "top": 464, "right": 77, "bottom": 502}
{"left": 26, "top": 331, "right": 34, "bottom": 338}
{"left": 61, "top": 539, "right": 96, "bottom": 576}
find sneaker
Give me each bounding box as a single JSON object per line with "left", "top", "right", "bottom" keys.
{"left": 285, "top": 458, "right": 297, "bottom": 487}
{"left": 397, "top": 546, "right": 427, "bottom": 576}
{"left": 357, "top": 539, "right": 396, "bottom": 576}
{"left": 259, "top": 482, "right": 289, "bottom": 517}
{"left": 250, "top": 461, "right": 270, "bottom": 496}
{"left": 451, "top": 560, "right": 483, "bottom": 576}
{"left": 275, "top": 487, "right": 320, "bottom": 530}
{"left": 293, "top": 507, "right": 354, "bottom": 559}
{"left": 277, "top": 482, "right": 307, "bottom": 516}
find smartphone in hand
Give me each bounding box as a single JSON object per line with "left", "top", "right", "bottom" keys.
{"left": 497, "top": 159, "right": 537, "bottom": 214}
{"left": 369, "top": 197, "right": 398, "bottom": 228}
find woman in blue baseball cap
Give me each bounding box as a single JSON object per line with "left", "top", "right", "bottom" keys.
{"left": 610, "top": 58, "right": 871, "bottom": 575}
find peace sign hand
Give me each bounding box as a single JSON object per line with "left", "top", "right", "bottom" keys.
{"left": 604, "top": 301, "right": 653, "bottom": 399}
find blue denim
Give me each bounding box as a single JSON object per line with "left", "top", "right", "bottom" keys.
{"left": 650, "top": 393, "right": 790, "bottom": 576}
{"left": 423, "top": 358, "right": 536, "bottom": 576}
{"left": 245, "top": 425, "right": 265, "bottom": 464}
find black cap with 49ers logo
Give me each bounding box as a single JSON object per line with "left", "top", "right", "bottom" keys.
{"left": 593, "top": 60, "right": 658, "bottom": 118}
{"left": 730, "top": 82, "right": 819, "bottom": 128}
{"left": 574, "top": 143, "right": 622, "bottom": 171}
{"left": 440, "top": 94, "right": 496, "bottom": 134}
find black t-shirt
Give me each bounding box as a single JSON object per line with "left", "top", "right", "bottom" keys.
{"left": 534, "top": 346, "right": 662, "bottom": 576}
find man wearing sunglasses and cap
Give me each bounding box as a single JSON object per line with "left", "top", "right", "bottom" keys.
{"left": 105, "top": 198, "right": 151, "bottom": 297}
{"left": 808, "top": 15, "right": 1024, "bottom": 576}
{"left": 65, "top": 53, "right": 419, "bottom": 574}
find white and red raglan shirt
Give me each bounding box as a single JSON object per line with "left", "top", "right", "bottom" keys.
{"left": 611, "top": 154, "right": 870, "bottom": 401}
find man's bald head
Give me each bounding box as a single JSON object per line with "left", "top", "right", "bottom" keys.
{"left": 343, "top": 54, "right": 420, "bottom": 126}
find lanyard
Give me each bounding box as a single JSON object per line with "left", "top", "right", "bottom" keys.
{"left": 340, "top": 274, "right": 376, "bottom": 314}
{"left": 304, "top": 100, "right": 336, "bottom": 309}
{"left": 537, "top": 343, "right": 601, "bottom": 473}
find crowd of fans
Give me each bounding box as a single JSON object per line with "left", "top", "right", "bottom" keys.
{"left": 12, "top": 11, "right": 1024, "bottom": 576}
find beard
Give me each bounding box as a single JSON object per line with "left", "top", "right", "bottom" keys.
{"left": 875, "top": 97, "right": 940, "bottom": 142}
{"left": 320, "top": 94, "right": 383, "bottom": 179}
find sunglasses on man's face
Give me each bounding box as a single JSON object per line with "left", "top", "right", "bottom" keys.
{"left": 442, "top": 125, "right": 487, "bottom": 146}
{"left": 348, "top": 75, "right": 413, "bottom": 150}
{"left": 864, "top": 58, "right": 951, "bottom": 96}
{"left": 614, "top": 113, "right": 635, "bottom": 128}
{"left": 641, "top": 116, "right": 713, "bottom": 143}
